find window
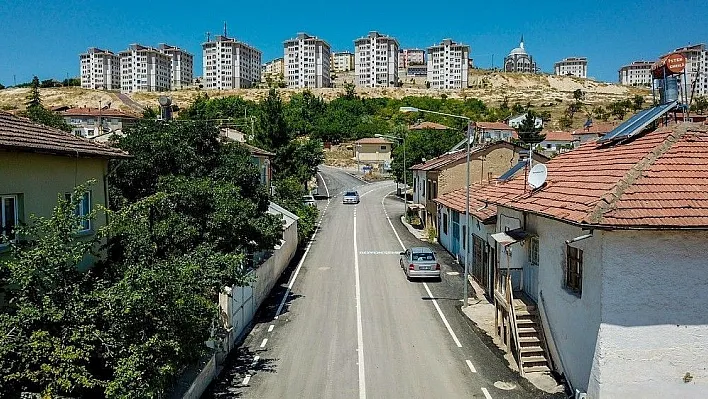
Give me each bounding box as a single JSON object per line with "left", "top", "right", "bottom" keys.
{"left": 427, "top": 180, "right": 431, "bottom": 199}
{"left": 462, "top": 226, "right": 466, "bottom": 249}
{"left": 1, "top": 195, "right": 18, "bottom": 245}
{"left": 566, "top": 245, "right": 583, "bottom": 295}
{"left": 65, "top": 192, "right": 92, "bottom": 232}
{"left": 529, "top": 236, "right": 539, "bottom": 265}
{"left": 380, "top": 145, "right": 387, "bottom": 151}
{"left": 433, "top": 181, "right": 438, "bottom": 199}
{"left": 442, "top": 213, "right": 448, "bottom": 235}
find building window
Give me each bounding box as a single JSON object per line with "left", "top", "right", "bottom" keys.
{"left": 1, "top": 195, "right": 18, "bottom": 245}
{"left": 462, "top": 225, "right": 466, "bottom": 249}
{"left": 566, "top": 245, "right": 583, "bottom": 295}
{"left": 65, "top": 192, "right": 92, "bottom": 232}
{"left": 529, "top": 236, "right": 539, "bottom": 265}
{"left": 380, "top": 145, "right": 387, "bottom": 151}
{"left": 442, "top": 212, "right": 448, "bottom": 235}
{"left": 427, "top": 180, "right": 431, "bottom": 198}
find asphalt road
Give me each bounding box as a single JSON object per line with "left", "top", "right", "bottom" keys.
{"left": 205, "top": 166, "right": 564, "bottom": 399}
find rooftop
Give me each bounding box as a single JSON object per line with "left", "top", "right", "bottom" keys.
{"left": 409, "top": 121, "right": 452, "bottom": 130}
{"left": 0, "top": 111, "right": 130, "bottom": 159}
{"left": 434, "top": 183, "right": 498, "bottom": 223}
{"left": 355, "top": 137, "right": 392, "bottom": 145}
{"left": 477, "top": 122, "right": 514, "bottom": 131}
{"left": 61, "top": 107, "right": 139, "bottom": 118}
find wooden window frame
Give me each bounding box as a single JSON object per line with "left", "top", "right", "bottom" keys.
{"left": 566, "top": 245, "right": 583, "bottom": 295}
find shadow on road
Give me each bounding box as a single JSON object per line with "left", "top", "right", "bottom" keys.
{"left": 203, "top": 346, "right": 278, "bottom": 398}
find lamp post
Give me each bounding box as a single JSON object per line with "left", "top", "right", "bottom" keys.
{"left": 375, "top": 133, "right": 406, "bottom": 218}
{"left": 399, "top": 106, "right": 474, "bottom": 307}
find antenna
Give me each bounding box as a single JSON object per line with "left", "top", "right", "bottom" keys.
{"left": 223, "top": 21, "right": 228, "bottom": 37}
{"left": 528, "top": 163, "right": 547, "bottom": 189}
{"left": 206, "top": 31, "right": 211, "bottom": 42}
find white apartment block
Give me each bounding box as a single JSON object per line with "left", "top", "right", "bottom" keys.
{"left": 426, "top": 39, "right": 470, "bottom": 89}
{"left": 203, "top": 35, "right": 262, "bottom": 90}
{"left": 79, "top": 48, "right": 120, "bottom": 90}
{"left": 261, "top": 57, "right": 285, "bottom": 82}
{"left": 661, "top": 43, "right": 708, "bottom": 99}
{"left": 119, "top": 44, "right": 171, "bottom": 93}
{"left": 354, "top": 31, "right": 399, "bottom": 87}
{"left": 398, "top": 49, "right": 425, "bottom": 69}
{"left": 554, "top": 57, "right": 588, "bottom": 78}
{"left": 618, "top": 61, "right": 653, "bottom": 86}
{"left": 284, "top": 33, "right": 331, "bottom": 88}
{"left": 158, "top": 44, "right": 194, "bottom": 90}
{"left": 332, "top": 52, "right": 355, "bottom": 72}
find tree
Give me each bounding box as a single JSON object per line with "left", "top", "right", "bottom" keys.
{"left": 0, "top": 82, "right": 5, "bottom": 90}
{"left": 632, "top": 95, "right": 645, "bottom": 111}
{"left": 516, "top": 111, "right": 545, "bottom": 144}
{"left": 25, "top": 76, "right": 41, "bottom": 108}
{"left": 390, "top": 127, "right": 464, "bottom": 184}
{"left": 691, "top": 96, "right": 708, "bottom": 114}
{"left": 573, "top": 89, "right": 584, "bottom": 101}
{"left": 609, "top": 101, "right": 628, "bottom": 120}
{"left": 254, "top": 89, "right": 290, "bottom": 151}
{"left": 272, "top": 177, "right": 319, "bottom": 243}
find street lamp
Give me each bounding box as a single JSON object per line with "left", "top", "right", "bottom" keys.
{"left": 375, "top": 133, "right": 406, "bottom": 219}
{"left": 399, "top": 106, "right": 474, "bottom": 308}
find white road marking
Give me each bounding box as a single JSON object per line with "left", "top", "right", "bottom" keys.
{"left": 260, "top": 338, "right": 268, "bottom": 348}
{"left": 382, "top": 191, "right": 463, "bottom": 348}
{"left": 358, "top": 250, "right": 401, "bottom": 255}
{"left": 354, "top": 213, "right": 367, "bottom": 399}
{"left": 482, "top": 387, "right": 493, "bottom": 399}
{"left": 252, "top": 355, "right": 260, "bottom": 366}
{"left": 268, "top": 325, "right": 274, "bottom": 333}
{"left": 274, "top": 196, "right": 329, "bottom": 319}
{"left": 466, "top": 359, "right": 477, "bottom": 373}
{"left": 242, "top": 374, "right": 251, "bottom": 385}
{"left": 317, "top": 171, "right": 330, "bottom": 198}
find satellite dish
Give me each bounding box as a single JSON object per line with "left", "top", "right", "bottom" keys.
{"left": 158, "top": 96, "right": 172, "bottom": 106}
{"left": 528, "top": 163, "right": 547, "bottom": 189}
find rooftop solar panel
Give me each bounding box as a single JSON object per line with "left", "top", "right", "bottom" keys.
{"left": 497, "top": 160, "right": 528, "bottom": 181}
{"left": 598, "top": 101, "right": 678, "bottom": 144}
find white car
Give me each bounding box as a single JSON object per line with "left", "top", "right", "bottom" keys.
{"left": 399, "top": 247, "right": 441, "bottom": 280}
{"left": 302, "top": 195, "right": 316, "bottom": 207}
{"left": 342, "top": 190, "right": 360, "bottom": 204}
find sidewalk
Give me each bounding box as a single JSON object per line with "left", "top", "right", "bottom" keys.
{"left": 399, "top": 216, "right": 564, "bottom": 394}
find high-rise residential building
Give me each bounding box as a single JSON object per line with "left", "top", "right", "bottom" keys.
{"left": 426, "top": 39, "right": 470, "bottom": 89}
{"left": 158, "top": 44, "right": 194, "bottom": 90}
{"left": 660, "top": 43, "right": 708, "bottom": 98}
{"left": 354, "top": 31, "right": 399, "bottom": 87}
{"left": 504, "top": 36, "right": 538, "bottom": 73}
{"left": 261, "top": 57, "right": 285, "bottom": 83}
{"left": 202, "top": 35, "right": 262, "bottom": 90}
{"left": 398, "top": 49, "right": 425, "bottom": 69}
{"left": 119, "top": 44, "right": 171, "bottom": 93}
{"left": 331, "top": 52, "right": 355, "bottom": 72}
{"left": 554, "top": 57, "right": 588, "bottom": 78}
{"left": 79, "top": 48, "right": 121, "bottom": 90}
{"left": 618, "top": 61, "right": 653, "bottom": 86}
{"left": 284, "top": 33, "right": 331, "bottom": 88}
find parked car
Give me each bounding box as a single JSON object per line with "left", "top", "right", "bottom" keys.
{"left": 302, "top": 194, "right": 316, "bottom": 207}
{"left": 399, "top": 247, "right": 441, "bottom": 280}
{"left": 342, "top": 190, "right": 360, "bottom": 204}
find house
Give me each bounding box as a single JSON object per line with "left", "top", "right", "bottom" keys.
{"left": 409, "top": 141, "right": 548, "bottom": 232}
{"left": 476, "top": 122, "right": 516, "bottom": 142}
{"left": 507, "top": 113, "right": 543, "bottom": 129}
{"left": 448, "top": 122, "right": 708, "bottom": 397}
{"left": 0, "top": 111, "right": 129, "bottom": 266}
{"left": 353, "top": 137, "right": 393, "bottom": 171}
{"left": 61, "top": 107, "right": 138, "bottom": 141}
{"left": 241, "top": 143, "right": 274, "bottom": 188}
{"left": 537, "top": 130, "right": 579, "bottom": 154}
{"left": 570, "top": 123, "right": 616, "bottom": 144}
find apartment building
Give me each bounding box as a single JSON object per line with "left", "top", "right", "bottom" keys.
{"left": 158, "top": 44, "right": 194, "bottom": 90}
{"left": 661, "top": 43, "right": 708, "bottom": 99}
{"left": 618, "top": 61, "right": 653, "bottom": 86}
{"left": 554, "top": 57, "right": 588, "bottom": 78}
{"left": 119, "top": 44, "right": 171, "bottom": 93}
{"left": 426, "top": 39, "right": 470, "bottom": 89}
{"left": 398, "top": 49, "right": 425, "bottom": 69}
{"left": 354, "top": 31, "right": 399, "bottom": 87}
{"left": 332, "top": 51, "right": 355, "bottom": 72}
{"left": 79, "top": 48, "right": 120, "bottom": 90}
{"left": 203, "top": 35, "right": 262, "bottom": 90}
{"left": 284, "top": 33, "right": 331, "bottom": 88}
{"left": 261, "top": 57, "right": 284, "bottom": 83}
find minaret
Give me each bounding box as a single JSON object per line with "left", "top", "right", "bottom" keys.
{"left": 520, "top": 35, "right": 525, "bottom": 49}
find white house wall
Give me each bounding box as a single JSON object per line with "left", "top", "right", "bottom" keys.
{"left": 413, "top": 170, "right": 426, "bottom": 205}
{"left": 589, "top": 230, "right": 708, "bottom": 398}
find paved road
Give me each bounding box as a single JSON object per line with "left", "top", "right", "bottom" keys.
{"left": 205, "top": 166, "right": 563, "bottom": 399}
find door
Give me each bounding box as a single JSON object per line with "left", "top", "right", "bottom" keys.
{"left": 524, "top": 236, "right": 540, "bottom": 302}
{"left": 451, "top": 212, "right": 460, "bottom": 257}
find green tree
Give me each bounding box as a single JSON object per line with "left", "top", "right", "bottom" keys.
{"left": 390, "top": 127, "right": 465, "bottom": 184}
{"left": 254, "top": 89, "right": 290, "bottom": 151}
{"left": 691, "top": 96, "right": 708, "bottom": 114}
{"left": 516, "top": 111, "right": 545, "bottom": 144}
{"left": 0, "top": 82, "right": 5, "bottom": 90}
{"left": 632, "top": 95, "right": 645, "bottom": 111}
{"left": 25, "top": 76, "right": 41, "bottom": 108}
{"left": 573, "top": 89, "right": 584, "bottom": 101}
{"left": 272, "top": 177, "right": 319, "bottom": 243}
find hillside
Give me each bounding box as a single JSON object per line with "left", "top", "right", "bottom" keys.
{"left": 0, "top": 71, "right": 649, "bottom": 130}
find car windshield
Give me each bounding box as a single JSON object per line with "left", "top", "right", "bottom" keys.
{"left": 412, "top": 252, "right": 435, "bottom": 261}
{"left": 345, "top": 191, "right": 358, "bottom": 196}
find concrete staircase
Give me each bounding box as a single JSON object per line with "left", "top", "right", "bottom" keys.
{"left": 514, "top": 302, "right": 551, "bottom": 374}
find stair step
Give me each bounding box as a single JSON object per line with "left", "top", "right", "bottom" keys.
{"left": 515, "top": 309, "right": 537, "bottom": 317}
{"left": 516, "top": 318, "right": 536, "bottom": 325}
{"left": 521, "top": 355, "right": 548, "bottom": 364}
{"left": 523, "top": 365, "right": 551, "bottom": 374}
{"left": 518, "top": 336, "right": 541, "bottom": 344}
{"left": 520, "top": 346, "right": 545, "bottom": 354}
{"left": 518, "top": 327, "right": 539, "bottom": 335}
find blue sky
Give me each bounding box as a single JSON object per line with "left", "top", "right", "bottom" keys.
{"left": 1, "top": 0, "right": 707, "bottom": 86}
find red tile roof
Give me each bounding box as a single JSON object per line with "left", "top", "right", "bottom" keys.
{"left": 570, "top": 123, "right": 617, "bottom": 136}
{"left": 61, "top": 107, "right": 139, "bottom": 118}
{"left": 488, "top": 123, "right": 708, "bottom": 229}
{"left": 477, "top": 122, "right": 514, "bottom": 131}
{"left": 409, "top": 141, "right": 549, "bottom": 171}
{"left": 355, "top": 137, "right": 392, "bottom": 145}
{"left": 541, "top": 130, "right": 577, "bottom": 142}
{"left": 0, "top": 111, "right": 130, "bottom": 158}
{"left": 241, "top": 142, "right": 274, "bottom": 157}
{"left": 409, "top": 121, "right": 452, "bottom": 130}
{"left": 434, "top": 184, "right": 498, "bottom": 222}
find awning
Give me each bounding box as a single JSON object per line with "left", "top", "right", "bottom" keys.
{"left": 491, "top": 228, "right": 528, "bottom": 246}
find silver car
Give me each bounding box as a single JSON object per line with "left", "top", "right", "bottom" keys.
{"left": 342, "top": 190, "right": 360, "bottom": 204}
{"left": 302, "top": 195, "right": 316, "bottom": 207}
{"left": 400, "top": 247, "right": 441, "bottom": 280}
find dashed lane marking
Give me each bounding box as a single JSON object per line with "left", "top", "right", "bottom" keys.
{"left": 260, "top": 338, "right": 268, "bottom": 348}
{"left": 466, "top": 360, "right": 477, "bottom": 373}
{"left": 268, "top": 325, "right": 274, "bottom": 333}
{"left": 481, "top": 387, "right": 493, "bottom": 399}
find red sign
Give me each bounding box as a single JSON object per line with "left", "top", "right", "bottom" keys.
{"left": 652, "top": 53, "right": 686, "bottom": 77}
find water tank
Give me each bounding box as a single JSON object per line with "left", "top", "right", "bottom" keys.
{"left": 660, "top": 76, "right": 679, "bottom": 104}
